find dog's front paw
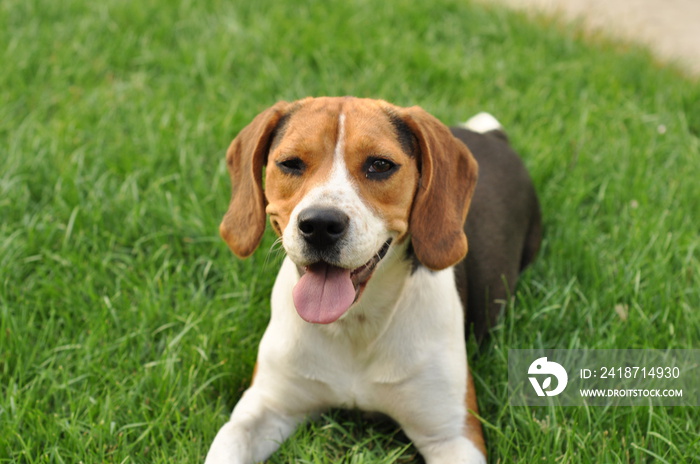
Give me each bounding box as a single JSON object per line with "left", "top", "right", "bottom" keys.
{"left": 204, "top": 422, "right": 253, "bottom": 464}
{"left": 420, "top": 437, "right": 486, "bottom": 464}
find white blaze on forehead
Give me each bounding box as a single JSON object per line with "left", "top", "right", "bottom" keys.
{"left": 282, "top": 112, "right": 391, "bottom": 269}
{"left": 311, "top": 112, "right": 353, "bottom": 203}
{"left": 334, "top": 113, "right": 346, "bottom": 166}
{"left": 325, "top": 112, "right": 352, "bottom": 191}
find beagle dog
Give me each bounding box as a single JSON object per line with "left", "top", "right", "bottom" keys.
{"left": 206, "top": 97, "right": 541, "bottom": 464}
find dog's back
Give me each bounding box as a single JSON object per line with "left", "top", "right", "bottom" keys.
{"left": 451, "top": 120, "right": 542, "bottom": 339}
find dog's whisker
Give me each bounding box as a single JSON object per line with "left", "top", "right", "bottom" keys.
{"left": 270, "top": 236, "right": 284, "bottom": 251}
{"left": 263, "top": 237, "right": 286, "bottom": 270}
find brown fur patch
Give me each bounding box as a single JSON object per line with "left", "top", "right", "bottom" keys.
{"left": 219, "top": 101, "right": 292, "bottom": 257}
{"left": 465, "top": 369, "right": 486, "bottom": 457}
{"left": 398, "top": 106, "right": 479, "bottom": 270}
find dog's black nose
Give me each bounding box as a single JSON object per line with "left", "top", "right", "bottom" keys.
{"left": 297, "top": 208, "right": 350, "bottom": 250}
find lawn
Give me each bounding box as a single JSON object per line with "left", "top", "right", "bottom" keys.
{"left": 1, "top": 0, "right": 699, "bottom": 462}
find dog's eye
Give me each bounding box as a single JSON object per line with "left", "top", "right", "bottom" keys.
{"left": 276, "top": 157, "right": 306, "bottom": 176}
{"left": 365, "top": 157, "right": 398, "bottom": 179}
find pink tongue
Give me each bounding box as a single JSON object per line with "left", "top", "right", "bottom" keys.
{"left": 293, "top": 263, "right": 356, "bottom": 324}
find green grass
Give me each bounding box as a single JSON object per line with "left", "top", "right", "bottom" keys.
{"left": 1, "top": 0, "right": 699, "bottom": 462}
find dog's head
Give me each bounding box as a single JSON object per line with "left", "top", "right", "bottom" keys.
{"left": 220, "top": 97, "right": 478, "bottom": 323}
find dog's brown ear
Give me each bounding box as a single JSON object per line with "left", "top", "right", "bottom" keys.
{"left": 401, "top": 106, "right": 479, "bottom": 270}
{"left": 220, "top": 101, "right": 291, "bottom": 258}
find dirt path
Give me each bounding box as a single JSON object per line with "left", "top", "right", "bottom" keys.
{"left": 492, "top": 0, "right": 700, "bottom": 76}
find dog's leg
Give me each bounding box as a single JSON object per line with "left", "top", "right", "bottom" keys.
{"left": 387, "top": 391, "right": 486, "bottom": 464}
{"left": 204, "top": 386, "right": 305, "bottom": 464}
{"left": 388, "top": 370, "right": 486, "bottom": 464}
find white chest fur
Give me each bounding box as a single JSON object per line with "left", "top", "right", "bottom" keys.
{"left": 255, "top": 255, "right": 467, "bottom": 415}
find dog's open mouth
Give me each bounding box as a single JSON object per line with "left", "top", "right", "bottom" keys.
{"left": 292, "top": 240, "right": 392, "bottom": 324}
